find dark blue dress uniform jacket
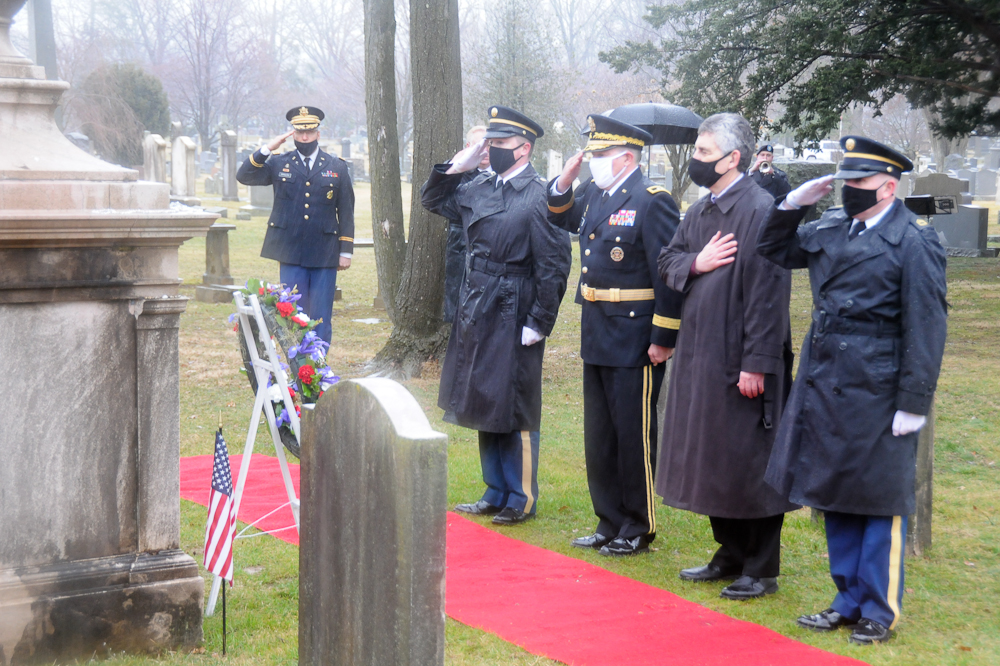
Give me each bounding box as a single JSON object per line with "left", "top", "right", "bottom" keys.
{"left": 547, "top": 169, "right": 683, "bottom": 367}
{"left": 422, "top": 164, "right": 572, "bottom": 433}
{"left": 236, "top": 148, "right": 355, "bottom": 268}
{"left": 757, "top": 199, "right": 948, "bottom": 516}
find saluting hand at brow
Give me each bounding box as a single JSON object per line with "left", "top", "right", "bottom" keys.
{"left": 693, "top": 231, "right": 737, "bottom": 274}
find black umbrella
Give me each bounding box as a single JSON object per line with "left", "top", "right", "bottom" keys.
{"left": 603, "top": 103, "right": 703, "bottom": 145}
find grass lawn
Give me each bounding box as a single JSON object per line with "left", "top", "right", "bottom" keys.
{"left": 105, "top": 179, "right": 999, "bottom": 664}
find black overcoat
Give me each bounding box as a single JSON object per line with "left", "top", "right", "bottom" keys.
{"left": 756, "top": 199, "right": 948, "bottom": 516}
{"left": 421, "top": 164, "right": 572, "bottom": 433}
{"left": 656, "top": 177, "right": 799, "bottom": 519}
{"left": 547, "top": 169, "right": 684, "bottom": 366}
{"left": 236, "top": 148, "right": 355, "bottom": 267}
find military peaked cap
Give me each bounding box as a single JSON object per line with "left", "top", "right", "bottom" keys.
{"left": 583, "top": 114, "right": 652, "bottom": 152}
{"left": 757, "top": 144, "right": 774, "bottom": 154}
{"left": 286, "top": 106, "right": 325, "bottom": 131}
{"left": 484, "top": 105, "right": 544, "bottom": 141}
{"left": 834, "top": 136, "right": 913, "bottom": 180}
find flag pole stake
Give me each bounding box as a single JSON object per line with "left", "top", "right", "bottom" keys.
{"left": 222, "top": 582, "right": 227, "bottom": 655}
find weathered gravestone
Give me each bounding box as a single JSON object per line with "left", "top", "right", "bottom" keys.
{"left": 943, "top": 153, "right": 965, "bottom": 172}
{"left": 220, "top": 129, "right": 239, "bottom": 201}
{"left": 300, "top": 378, "right": 447, "bottom": 666}
{"left": 976, "top": 169, "right": 998, "bottom": 199}
{"left": 987, "top": 148, "right": 1000, "bottom": 171}
{"left": 547, "top": 149, "right": 563, "bottom": 180}
{"left": 195, "top": 222, "right": 238, "bottom": 303}
{"left": 913, "top": 172, "right": 966, "bottom": 198}
{"left": 956, "top": 168, "right": 978, "bottom": 195}
{"left": 142, "top": 132, "right": 168, "bottom": 183}
{"left": 240, "top": 184, "right": 274, "bottom": 218}
{"left": 341, "top": 138, "right": 351, "bottom": 159}
{"left": 171, "top": 135, "right": 198, "bottom": 202}
{"left": 198, "top": 150, "right": 217, "bottom": 176}
{"left": 933, "top": 205, "right": 995, "bottom": 257}
{"left": 0, "top": 1, "right": 214, "bottom": 658}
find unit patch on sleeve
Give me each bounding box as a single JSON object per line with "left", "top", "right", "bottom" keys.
{"left": 608, "top": 209, "right": 636, "bottom": 226}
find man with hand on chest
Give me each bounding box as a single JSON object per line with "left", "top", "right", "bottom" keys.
{"left": 547, "top": 115, "right": 683, "bottom": 556}
{"left": 757, "top": 136, "right": 947, "bottom": 645}
{"left": 657, "top": 113, "right": 797, "bottom": 597}
{"left": 237, "top": 106, "right": 354, "bottom": 344}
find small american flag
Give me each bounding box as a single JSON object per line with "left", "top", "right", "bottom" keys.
{"left": 204, "top": 429, "right": 237, "bottom": 583}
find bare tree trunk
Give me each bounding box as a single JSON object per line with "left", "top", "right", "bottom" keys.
{"left": 370, "top": 0, "right": 462, "bottom": 377}
{"left": 922, "top": 108, "right": 969, "bottom": 168}
{"left": 363, "top": 0, "right": 406, "bottom": 323}
{"left": 667, "top": 143, "right": 694, "bottom": 203}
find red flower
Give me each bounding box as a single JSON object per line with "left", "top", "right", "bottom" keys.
{"left": 295, "top": 406, "right": 301, "bottom": 416}
{"left": 232, "top": 324, "right": 238, "bottom": 332}
{"left": 298, "top": 365, "right": 316, "bottom": 384}
{"left": 276, "top": 301, "right": 295, "bottom": 317}
{"left": 287, "top": 385, "right": 295, "bottom": 397}
{"left": 258, "top": 287, "right": 265, "bottom": 295}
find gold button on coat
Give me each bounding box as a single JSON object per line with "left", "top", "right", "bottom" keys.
{"left": 305, "top": 204, "right": 309, "bottom": 208}
{"left": 616, "top": 236, "right": 621, "bottom": 242}
{"left": 306, "top": 181, "right": 311, "bottom": 186}
{"left": 305, "top": 192, "right": 310, "bottom": 197}
{"left": 304, "top": 215, "right": 309, "bottom": 219}
{"left": 582, "top": 266, "right": 588, "bottom": 274}
{"left": 589, "top": 233, "right": 595, "bottom": 239}
{"left": 585, "top": 249, "right": 590, "bottom": 256}
{"left": 629, "top": 311, "right": 635, "bottom": 317}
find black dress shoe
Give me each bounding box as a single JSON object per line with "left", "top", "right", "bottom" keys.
{"left": 719, "top": 575, "right": 778, "bottom": 600}
{"left": 598, "top": 535, "right": 650, "bottom": 557}
{"left": 492, "top": 507, "right": 533, "bottom": 525}
{"left": 797, "top": 608, "right": 856, "bottom": 632}
{"left": 678, "top": 563, "right": 740, "bottom": 582}
{"left": 454, "top": 500, "right": 502, "bottom": 515}
{"left": 849, "top": 618, "right": 893, "bottom": 645}
{"left": 571, "top": 532, "right": 613, "bottom": 549}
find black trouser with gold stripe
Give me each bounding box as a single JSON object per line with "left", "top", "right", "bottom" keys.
{"left": 583, "top": 363, "right": 664, "bottom": 541}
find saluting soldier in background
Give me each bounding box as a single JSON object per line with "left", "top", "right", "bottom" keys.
{"left": 237, "top": 106, "right": 354, "bottom": 344}
{"left": 547, "top": 116, "right": 683, "bottom": 557}
{"left": 758, "top": 137, "right": 947, "bottom": 645}
{"left": 747, "top": 144, "right": 791, "bottom": 200}
{"left": 421, "top": 106, "right": 572, "bottom": 526}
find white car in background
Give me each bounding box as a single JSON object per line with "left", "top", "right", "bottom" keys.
{"left": 799, "top": 140, "right": 840, "bottom": 161}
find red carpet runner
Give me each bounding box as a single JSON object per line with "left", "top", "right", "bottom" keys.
{"left": 180, "top": 455, "right": 865, "bottom": 666}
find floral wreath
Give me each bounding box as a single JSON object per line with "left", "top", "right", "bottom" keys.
{"left": 231, "top": 278, "right": 339, "bottom": 435}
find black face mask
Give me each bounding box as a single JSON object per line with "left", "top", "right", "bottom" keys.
{"left": 488, "top": 144, "right": 520, "bottom": 176}
{"left": 688, "top": 152, "right": 733, "bottom": 188}
{"left": 294, "top": 139, "right": 318, "bottom": 156}
{"left": 841, "top": 182, "right": 884, "bottom": 218}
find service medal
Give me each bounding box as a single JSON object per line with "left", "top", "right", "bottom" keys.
{"left": 610, "top": 247, "right": 624, "bottom": 262}
{"left": 327, "top": 190, "right": 333, "bottom": 199}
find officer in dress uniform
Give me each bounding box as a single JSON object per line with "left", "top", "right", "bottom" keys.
{"left": 757, "top": 136, "right": 948, "bottom": 644}
{"left": 236, "top": 106, "right": 355, "bottom": 344}
{"left": 421, "top": 105, "right": 572, "bottom": 525}
{"left": 747, "top": 144, "right": 791, "bottom": 200}
{"left": 547, "top": 115, "right": 683, "bottom": 556}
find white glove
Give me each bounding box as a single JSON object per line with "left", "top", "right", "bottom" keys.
{"left": 521, "top": 326, "right": 544, "bottom": 346}
{"left": 892, "top": 410, "right": 927, "bottom": 436}
{"left": 449, "top": 139, "right": 487, "bottom": 173}
{"left": 783, "top": 175, "right": 836, "bottom": 209}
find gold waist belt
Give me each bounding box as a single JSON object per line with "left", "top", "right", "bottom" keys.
{"left": 580, "top": 284, "right": 655, "bottom": 303}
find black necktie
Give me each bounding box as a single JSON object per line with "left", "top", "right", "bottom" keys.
{"left": 848, "top": 220, "right": 864, "bottom": 240}
{"left": 303, "top": 154, "right": 311, "bottom": 171}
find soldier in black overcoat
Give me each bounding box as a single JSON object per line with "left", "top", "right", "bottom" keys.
{"left": 657, "top": 113, "right": 798, "bottom": 599}
{"left": 421, "top": 106, "right": 572, "bottom": 525}
{"left": 546, "top": 115, "right": 683, "bottom": 556}
{"left": 756, "top": 136, "right": 947, "bottom": 645}
{"left": 237, "top": 106, "right": 354, "bottom": 343}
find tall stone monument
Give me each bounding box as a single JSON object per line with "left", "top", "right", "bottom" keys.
{"left": 220, "top": 129, "right": 239, "bottom": 201}
{"left": 0, "top": 1, "right": 213, "bottom": 662}
{"left": 142, "top": 132, "right": 168, "bottom": 183}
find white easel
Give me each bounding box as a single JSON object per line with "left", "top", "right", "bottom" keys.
{"left": 205, "top": 291, "right": 309, "bottom": 617}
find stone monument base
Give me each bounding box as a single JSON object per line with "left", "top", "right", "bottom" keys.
{"left": 195, "top": 283, "right": 240, "bottom": 303}
{"left": 0, "top": 550, "right": 203, "bottom": 663}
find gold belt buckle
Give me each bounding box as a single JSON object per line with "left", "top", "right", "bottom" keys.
{"left": 609, "top": 288, "right": 621, "bottom": 303}
{"left": 581, "top": 284, "right": 595, "bottom": 301}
